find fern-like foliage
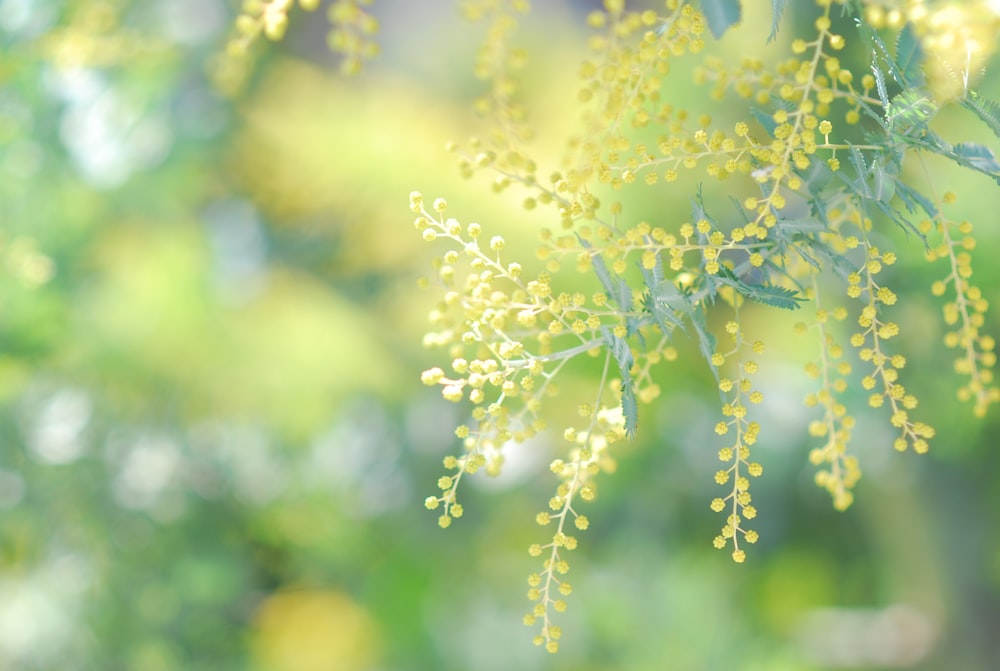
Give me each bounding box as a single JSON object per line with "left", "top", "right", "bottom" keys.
{"left": 961, "top": 90, "right": 1000, "bottom": 139}
{"left": 767, "top": 0, "right": 787, "bottom": 43}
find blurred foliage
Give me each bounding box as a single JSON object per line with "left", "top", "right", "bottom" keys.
{"left": 0, "top": 1, "right": 998, "bottom": 670}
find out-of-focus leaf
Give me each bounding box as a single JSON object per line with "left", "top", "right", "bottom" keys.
{"left": 700, "top": 0, "right": 741, "bottom": 39}
{"left": 894, "top": 23, "right": 925, "bottom": 86}
{"left": 602, "top": 327, "right": 638, "bottom": 437}
{"left": 768, "top": 0, "right": 787, "bottom": 43}
{"left": 580, "top": 237, "right": 632, "bottom": 311}
{"left": 952, "top": 142, "right": 1000, "bottom": 174}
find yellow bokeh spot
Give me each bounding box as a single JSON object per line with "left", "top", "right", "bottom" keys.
{"left": 252, "top": 589, "right": 380, "bottom": 671}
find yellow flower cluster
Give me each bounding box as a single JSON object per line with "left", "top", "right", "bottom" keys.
{"left": 865, "top": 0, "right": 1000, "bottom": 101}
{"left": 413, "top": 0, "right": 999, "bottom": 649}
{"left": 463, "top": 0, "right": 531, "bottom": 136}
{"left": 524, "top": 407, "right": 623, "bottom": 654}
{"left": 848, "top": 232, "right": 935, "bottom": 453}
{"left": 566, "top": 1, "right": 707, "bottom": 193}
{"left": 924, "top": 198, "right": 1000, "bottom": 417}
{"left": 213, "top": 0, "right": 321, "bottom": 94}
{"left": 695, "top": 2, "right": 875, "bottom": 237}
{"left": 797, "top": 292, "right": 859, "bottom": 511}
{"left": 213, "top": 0, "right": 377, "bottom": 93}
{"left": 448, "top": 1, "right": 536, "bottom": 197}
{"left": 37, "top": 3, "right": 157, "bottom": 69}
{"left": 412, "top": 191, "right": 647, "bottom": 518}
{"left": 430, "top": 0, "right": 998, "bottom": 560}
{"left": 327, "top": 0, "right": 380, "bottom": 76}
{"left": 414, "top": 185, "right": 678, "bottom": 643}
{"left": 709, "top": 320, "right": 765, "bottom": 562}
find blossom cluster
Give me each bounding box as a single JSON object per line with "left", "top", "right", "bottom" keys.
{"left": 213, "top": 0, "right": 377, "bottom": 93}
{"left": 410, "top": 0, "right": 999, "bottom": 652}
{"left": 709, "top": 320, "right": 765, "bottom": 562}
{"left": 925, "top": 201, "right": 1000, "bottom": 418}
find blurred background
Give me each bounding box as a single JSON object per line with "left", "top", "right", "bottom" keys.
{"left": 1, "top": 0, "right": 999, "bottom": 669}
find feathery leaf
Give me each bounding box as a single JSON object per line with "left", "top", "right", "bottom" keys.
{"left": 767, "top": 0, "right": 787, "bottom": 43}
{"left": 700, "top": 0, "right": 742, "bottom": 39}
{"left": 602, "top": 327, "right": 638, "bottom": 437}
{"left": 960, "top": 90, "right": 1000, "bottom": 140}
{"left": 893, "top": 23, "right": 925, "bottom": 86}
{"left": 579, "top": 237, "right": 631, "bottom": 310}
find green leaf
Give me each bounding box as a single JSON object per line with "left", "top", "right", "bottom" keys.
{"left": 894, "top": 23, "right": 925, "bottom": 86}
{"left": 713, "top": 264, "right": 740, "bottom": 283}
{"left": 958, "top": 91, "right": 1000, "bottom": 137}
{"left": 871, "top": 197, "right": 926, "bottom": 241}
{"left": 578, "top": 236, "right": 613, "bottom": 292}
{"left": 887, "top": 89, "right": 936, "bottom": 133}
{"left": 872, "top": 65, "right": 890, "bottom": 110}
{"left": 602, "top": 327, "right": 638, "bottom": 437}
{"left": 860, "top": 20, "right": 904, "bottom": 87}
{"left": 893, "top": 178, "right": 937, "bottom": 217}
{"left": 952, "top": 142, "right": 1000, "bottom": 174}
{"left": 578, "top": 237, "right": 632, "bottom": 310}
{"left": 837, "top": 148, "right": 927, "bottom": 239}
{"left": 903, "top": 130, "right": 1000, "bottom": 184}
{"left": 637, "top": 234, "right": 666, "bottom": 287}
{"left": 743, "top": 283, "right": 806, "bottom": 310}
{"left": 654, "top": 281, "right": 719, "bottom": 384}
{"left": 767, "top": 0, "right": 787, "bottom": 43}
{"left": 700, "top": 0, "right": 741, "bottom": 39}
{"left": 644, "top": 280, "right": 688, "bottom": 335}
{"left": 800, "top": 155, "right": 836, "bottom": 195}
{"left": 689, "top": 302, "right": 720, "bottom": 384}
{"left": 846, "top": 145, "right": 872, "bottom": 198}
{"left": 960, "top": 90, "right": 1000, "bottom": 140}
{"left": 714, "top": 265, "right": 805, "bottom": 310}
{"left": 870, "top": 163, "right": 895, "bottom": 203}
{"left": 620, "top": 382, "right": 638, "bottom": 438}
{"left": 774, "top": 218, "right": 826, "bottom": 234}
